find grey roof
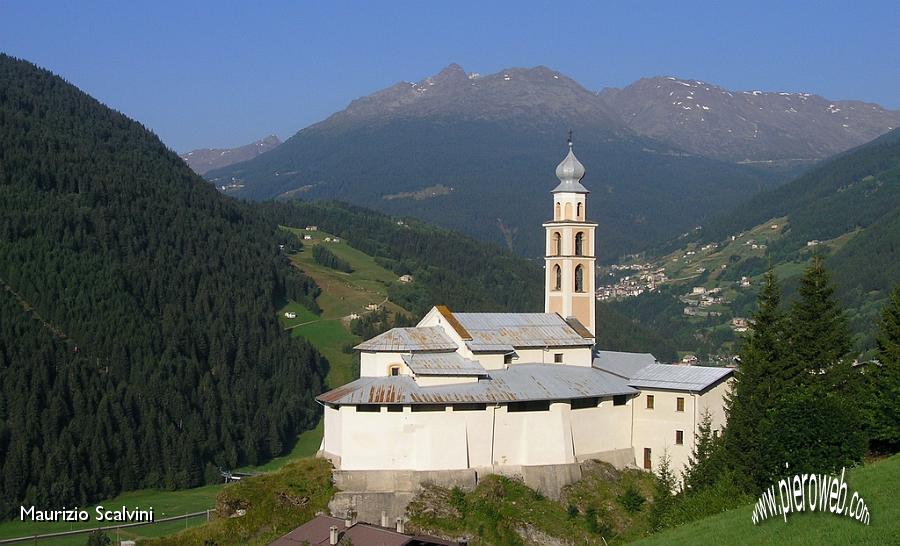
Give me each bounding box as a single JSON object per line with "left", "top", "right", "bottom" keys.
{"left": 552, "top": 144, "right": 589, "bottom": 194}
{"left": 453, "top": 312, "right": 593, "bottom": 352}
{"left": 355, "top": 326, "right": 457, "bottom": 352}
{"left": 318, "top": 364, "right": 637, "bottom": 405}
{"left": 628, "top": 364, "right": 733, "bottom": 392}
{"left": 592, "top": 350, "right": 659, "bottom": 378}
{"left": 402, "top": 353, "right": 488, "bottom": 376}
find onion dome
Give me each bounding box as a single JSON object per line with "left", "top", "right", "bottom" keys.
{"left": 552, "top": 137, "right": 589, "bottom": 193}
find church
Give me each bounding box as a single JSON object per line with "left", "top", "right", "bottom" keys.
{"left": 316, "top": 140, "right": 733, "bottom": 493}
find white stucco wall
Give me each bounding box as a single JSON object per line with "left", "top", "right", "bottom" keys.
{"left": 630, "top": 378, "right": 732, "bottom": 478}
{"left": 325, "top": 396, "right": 643, "bottom": 471}
{"left": 359, "top": 351, "right": 410, "bottom": 377}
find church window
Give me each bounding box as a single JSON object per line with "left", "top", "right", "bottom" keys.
{"left": 554, "top": 353, "right": 563, "bottom": 363}
{"left": 646, "top": 395, "right": 654, "bottom": 409}
{"left": 576, "top": 202, "right": 583, "bottom": 219}
{"left": 555, "top": 202, "right": 561, "bottom": 220}
{"left": 564, "top": 202, "right": 573, "bottom": 219}
{"left": 574, "top": 265, "right": 584, "bottom": 292}
{"left": 676, "top": 430, "right": 684, "bottom": 445}
{"left": 553, "top": 232, "right": 562, "bottom": 255}
{"left": 553, "top": 265, "right": 561, "bottom": 291}
{"left": 644, "top": 448, "right": 652, "bottom": 469}
{"left": 676, "top": 397, "right": 685, "bottom": 412}
{"left": 575, "top": 232, "right": 584, "bottom": 256}
{"left": 613, "top": 394, "right": 627, "bottom": 406}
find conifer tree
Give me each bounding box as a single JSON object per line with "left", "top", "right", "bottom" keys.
{"left": 723, "top": 266, "right": 784, "bottom": 489}
{"left": 871, "top": 284, "right": 900, "bottom": 450}
{"left": 648, "top": 452, "right": 677, "bottom": 532}
{"left": 784, "top": 256, "right": 852, "bottom": 392}
{"left": 682, "top": 410, "right": 722, "bottom": 492}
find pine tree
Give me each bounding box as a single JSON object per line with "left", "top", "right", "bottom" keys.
{"left": 871, "top": 284, "right": 900, "bottom": 450}
{"left": 648, "top": 452, "right": 677, "bottom": 531}
{"left": 723, "top": 266, "right": 784, "bottom": 489}
{"left": 784, "top": 256, "right": 852, "bottom": 393}
{"left": 682, "top": 410, "right": 722, "bottom": 492}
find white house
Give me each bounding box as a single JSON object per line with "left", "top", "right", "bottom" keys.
{"left": 317, "top": 140, "right": 733, "bottom": 501}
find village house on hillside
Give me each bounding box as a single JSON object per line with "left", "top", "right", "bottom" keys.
{"left": 316, "top": 140, "right": 734, "bottom": 524}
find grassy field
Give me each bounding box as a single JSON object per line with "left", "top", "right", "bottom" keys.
{"left": 631, "top": 454, "right": 899, "bottom": 546}
{"left": 0, "top": 228, "right": 407, "bottom": 544}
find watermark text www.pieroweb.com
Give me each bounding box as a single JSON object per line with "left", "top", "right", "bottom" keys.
{"left": 752, "top": 467, "right": 869, "bottom": 525}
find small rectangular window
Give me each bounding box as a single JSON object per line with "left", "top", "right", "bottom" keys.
{"left": 613, "top": 395, "right": 627, "bottom": 406}
{"left": 643, "top": 448, "right": 652, "bottom": 470}
{"left": 554, "top": 353, "right": 563, "bottom": 363}
{"left": 676, "top": 397, "right": 685, "bottom": 412}
{"left": 454, "top": 403, "right": 487, "bottom": 411}
{"left": 411, "top": 405, "right": 446, "bottom": 412}
{"left": 571, "top": 397, "right": 598, "bottom": 410}
{"left": 387, "top": 405, "right": 403, "bottom": 412}
{"left": 389, "top": 366, "right": 400, "bottom": 376}
{"left": 504, "top": 353, "right": 513, "bottom": 365}
{"left": 356, "top": 405, "right": 380, "bottom": 412}
{"left": 508, "top": 401, "right": 551, "bottom": 412}
{"left": 646, "top": 395, "right": 655, "bottom": 409}
{"left": 676, "top": 430, "right": 684, "bottom": 445}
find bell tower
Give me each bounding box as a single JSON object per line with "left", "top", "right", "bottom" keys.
{"left": 544, "top": 136, "right": 597, "bottom": 337}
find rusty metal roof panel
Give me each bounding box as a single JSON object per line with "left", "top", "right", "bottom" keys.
{"left": 354, "top": 326, "right": 458, "bottom": 352}
{"left": 316, "top": 364, "right": 636, "bottom": 405}
{"left": 402, "top": 353, "right": 488, "bottom": 376}
{"left": 453, "top": 312, "right": 594, "bottom": 349}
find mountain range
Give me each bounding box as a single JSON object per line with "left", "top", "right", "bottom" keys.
{"left": 601, "top": 76, "right": 900, "bottom": 164}
{"left": 205, "top": 64, "right": 900, "bottom": 259}
{"left": 181, "top": 135, "right": 281, "bottom": 174}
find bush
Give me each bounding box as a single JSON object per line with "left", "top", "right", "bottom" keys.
{"left": 617, "top": 484, "right": 646, "bottom": 514}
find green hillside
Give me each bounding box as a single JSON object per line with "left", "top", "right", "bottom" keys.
{"left": 631, "top": 454, "right": 900, "bottom": 546}
{"left": 610, "top": 129, "right": 900, "bottom": 358}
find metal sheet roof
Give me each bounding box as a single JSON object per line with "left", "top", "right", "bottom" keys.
{"left": 592, "top": 350, "right": 658, "bottom": 378}
{"left": 317, "top": 364, "right": 636, "bottom": 405}
{"left": 354, "top": 326, "right": 458, "bottom": 352}
{"left": 402, "top": 353, "right": 488, "bottom": 376}
{"left": 453, "top": 312, "right": 593, "bottom": 351}
{"left": 628, "top": 364, "right": 733, "bottom": 392}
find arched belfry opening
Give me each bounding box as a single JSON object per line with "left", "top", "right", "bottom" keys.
{"left": 544, "top": 135, "right": 597, "bottom": 337}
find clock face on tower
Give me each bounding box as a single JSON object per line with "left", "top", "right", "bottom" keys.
{"left": 544, "top": 140, "right": 596, "bottom": 337}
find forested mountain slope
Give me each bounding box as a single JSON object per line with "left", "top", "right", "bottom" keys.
{"left": 0, "top": 54, "right": 327, "bottom": 518}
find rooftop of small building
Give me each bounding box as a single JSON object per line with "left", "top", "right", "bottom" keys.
{"left": 355, "top": 326, "right": 458, "bottom": 352}
{"left": 402, "top": 352, "right": 488, "bottom": 376}
{"left": 449, "top": 310, "right": 594, "bottom": 351}
{"left": 592, "top": 350, "right": 733, "bottom": 393}
{"left": 317, "top": 363, "right": 637, "bottom": 406}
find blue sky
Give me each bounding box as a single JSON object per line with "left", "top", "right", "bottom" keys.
{"left": 2, "top": 1, "right": 898, "bottom": 152}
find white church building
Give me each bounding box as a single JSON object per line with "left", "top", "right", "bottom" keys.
{"left": 317, "top": 140, "right": 732, "bottom": 488}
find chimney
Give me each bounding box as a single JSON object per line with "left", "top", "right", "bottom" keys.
{"left": 381, "top": 511, "right": 389, "bottom": 527}
{"left": 329, "top": 525, "right": 339, "bottom": 546}
{"left": 396, "top": 517, "right": 405, "bottom": 534}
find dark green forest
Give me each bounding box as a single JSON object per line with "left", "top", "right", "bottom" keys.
{"left": 0, "top": 55, "right": 328, "bottom": 518}
{"left": 311, "top": 244, "right": 353, "bottom": 273}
